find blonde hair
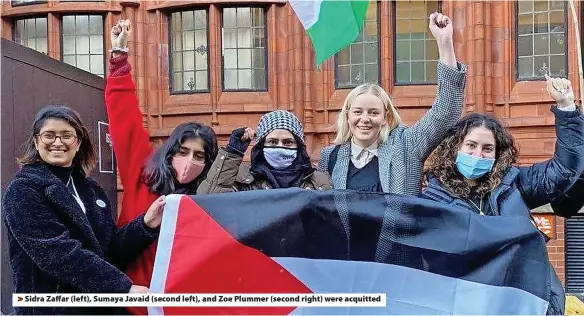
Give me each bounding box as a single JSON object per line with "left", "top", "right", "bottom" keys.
{"left": 333, "top": 83, "right": 402, "bottom": 145}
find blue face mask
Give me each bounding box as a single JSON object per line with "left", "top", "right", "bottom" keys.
{"left": 263, "top": 147, "right": 297, "bottom": 169}
{"left": 455, "top": 151, "right": 495, "bottom": 180}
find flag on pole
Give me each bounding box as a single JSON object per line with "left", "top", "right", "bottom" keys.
{"left": 289, "top": 0, "right": 370, "bottom": 66}
{"left": 149, "top": 189, "right": 556, "bottom": 315}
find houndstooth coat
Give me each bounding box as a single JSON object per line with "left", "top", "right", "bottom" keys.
{"left": 318, "top": 61, "right": 467, "bottom": 196}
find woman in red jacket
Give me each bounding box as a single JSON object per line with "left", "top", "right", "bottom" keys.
{"left": 105, "top": 20, "right": 218, "bottom": 314}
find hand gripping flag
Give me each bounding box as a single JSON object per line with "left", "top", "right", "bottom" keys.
{"left": 149, "top": 188, "right": 556, "bottom": 315}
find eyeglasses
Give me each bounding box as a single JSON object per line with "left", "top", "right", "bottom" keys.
{"left": 36, "top": 131, "right": 78, "bottom": 146}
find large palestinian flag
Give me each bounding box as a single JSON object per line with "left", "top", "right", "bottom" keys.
{"left": 149, "top": 189, "right": 554, "bottom": 315}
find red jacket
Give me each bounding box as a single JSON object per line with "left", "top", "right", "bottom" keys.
{"left": 105, "top": 55, "right": 158, "bottom": 315}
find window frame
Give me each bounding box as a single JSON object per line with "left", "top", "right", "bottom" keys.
{"left": 220, "top": 5, "right": 269, "bottom": 92}
{"left": 514, "top": 0, "right": 569, "bottom": 81}
{"left": 12, "top": 15, "right": 49, "bottom": 54}
{"left": 334, "top": 1, "right": 381, "bottom": 90}
{"left": 10, "top": 0, "right": 47, "bottom": 7}
{"left": 392, "top": 0, "right": 442, "bottom": 86}
{"left": 168, "top": 7, "right": 211, "bottom": 94}
{"left": 59, "top": 13, "right": 107, "bottom": 77}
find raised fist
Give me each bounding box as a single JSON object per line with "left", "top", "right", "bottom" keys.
{"left": 545, "top": 74, "right": 575, "bottom": 108}
{"left": 111, "top": 19, "right": 132, "bottom": 52}
{"left": 429, "top": 12, "right": 453, "bottom": 45}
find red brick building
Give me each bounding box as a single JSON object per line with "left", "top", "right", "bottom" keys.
{"left": 1, "top": 0, "right": 583, "bottom": 291}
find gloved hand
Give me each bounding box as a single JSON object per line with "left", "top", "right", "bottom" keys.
{"left": 226, "top": 127, "right": 255, "bottom": 157}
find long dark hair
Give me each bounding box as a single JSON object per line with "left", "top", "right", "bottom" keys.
{"left": 18, "top": 105, "right": 96, "bottom": 176}
{"left": 141, "top": 122, "right": 218, "bottom": 195}
{"left": 425, "top": 113, "right": 518, "bottom": 198}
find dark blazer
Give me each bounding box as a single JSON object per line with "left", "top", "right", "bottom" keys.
{"left": 551, "top": 173, "right": 584, "bottom": 217}
{"left": 2, "top": 162, "right": 159, "bottom": 315}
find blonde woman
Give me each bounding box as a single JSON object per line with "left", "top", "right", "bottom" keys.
{"left": 318, "top": 12, "right": 467, "bottom": 195}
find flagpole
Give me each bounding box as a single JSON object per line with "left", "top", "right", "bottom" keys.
{"left": 568, "top": 0, "right": 583, "bottom": 110}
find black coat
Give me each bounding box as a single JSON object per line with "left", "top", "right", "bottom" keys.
{"left": 551, "top": 173, "right": 584, "bottom": 217}
{"left": 2, "top": 162, "right": 159, "bottom": 315}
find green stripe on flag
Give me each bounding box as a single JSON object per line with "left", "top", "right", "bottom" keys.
{"left": 305, "top": 0, "right": 370, "bottom": 66}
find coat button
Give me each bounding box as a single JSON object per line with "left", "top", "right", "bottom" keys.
{"left": 220, "top": 155, "right": 225, "bottom": 160}
{"left": 318, "top": 186, "right": 323, "bottom": 190}
{"left": 304, "top": 186, "right": 312, "bottom": 190}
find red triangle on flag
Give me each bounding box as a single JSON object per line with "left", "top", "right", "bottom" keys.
{"left": 161, "top": 196, "right": 313, "bottom": 315}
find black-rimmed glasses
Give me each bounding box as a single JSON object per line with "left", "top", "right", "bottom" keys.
{"left": 37, "top": 131, "right": 78, "bottom": 146}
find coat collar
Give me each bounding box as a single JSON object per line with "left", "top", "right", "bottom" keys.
{"left": 18, "top": 163, "right": 104, "bottom": 255}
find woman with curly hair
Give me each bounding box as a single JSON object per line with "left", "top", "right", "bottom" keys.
{"left": 421, "top": 75, "right": 584, "bottom": 315}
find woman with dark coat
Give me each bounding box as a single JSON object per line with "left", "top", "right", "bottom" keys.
{"left": 2, "top": 105, "right": 164, "bottom": 315}
{"left": 421, "top": 75, "right": 584, "bottom": 315}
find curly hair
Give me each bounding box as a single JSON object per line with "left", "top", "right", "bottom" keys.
{"left": 425, "top": 113, "right": 518, "bottom": 198}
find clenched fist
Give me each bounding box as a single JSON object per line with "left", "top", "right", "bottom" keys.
{"left": 111, "top": 19, "right": 132, "bottom": 57}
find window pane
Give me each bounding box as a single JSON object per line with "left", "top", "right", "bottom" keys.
{"left": 223, "top": 28, "right": 237, "bottom": 48}
{"left": 238, "top": 48, "right": 251, "bottom": 68}
{"left": 411, "top": 40, "right": 424, "bottom": 60}
{"left": 364, "top": 64, "right": 378, "bottom": 83}
{"left": 63, "top": 36, "right": 75, "bottom": 54}
{"left": 36, "top": 18, "right": 47, "bottom": 37}
{"left": 63, "top": 16, "right": 76, "bottom": 35}
{"left": 173, "top": 32, "right": 182, "bottom": 51}
{"left": 411, "top": 62, "right": 425, "bottom": 82}
{"left": 196, "top": 71, "right": 208, "bottom": 90}
{"left": 77, "top": 55, "right": 90, "bottom": 72}
{"left": 549, "top": 55, "right": 566, "bottom": 77}
{"left": 76, "top": 36, "right": 90, "bottom": 54}
{"left": 533, "top": 34, "right": 549, "bottom": 55}
{"left": 426, "top": 60, "right": 438, "bottom": 82}
{"left": 336, "top": 2, "right": 379, "bottom": 88}
{"left": 195, "top": 10, "right": 206, "bottom": 29}
{"left": 238, "top": 69, "right": 252, "bottom": 89}
{"left": 183, "top": 71, "right": 195, "bottom": 90}
{"left": 89, "top": 16, "right": 103, "bottom": 34}
{"left": 518, "top": 1, "right": 533, "bottom": 13}
{"left": 337, "top": 65, "right": 350, "bottom": 86}
{"left": 170, "top": 9, "right": 209, "bottom": 92}
{"left": 182, "top": 11, "right": 194, "bottom": 30}
{"left": 183, "top": 32, "right": 194, "bottom": 49}
{"left": 393, "top": 0, "right": 439, "bottom": 84}
{"left": 224, "top": 69, "right": 238, "bottom": 89}
{"left": 195, "top": 51, "right": 207, "bottom": 70}
{"left": 396, "top": 62, "right": 410, "bottom": 83}
{"left": 13, "top": 17, "right": 48, "bottom": 55}
{"left": 90, "top": 35, "right": 103, "bottom": 54}
{"left": 516, "top": 0, "right": 566, "bottom": 80}
{"left": 223, "top": 8, "right": 237, "bottom": 28}
{"left": 518, "top": 15, "right": 533, "bottom": 35}
{"left": 518, "top": 57, "right": 534, "bottom": 79}
{"left": 173, "top": 73, "right": 183, "bottom": 91}
{"left": 90, "top": 55, "right": 103, "bottom": 75}
{"left": 237, "top": 28, "right": 251, "bottom": 48}
{"left": 350, "top": 43, "right": 363, "bottom": 64}
{"left": 364, "top": 42, "right": 377, "bottom": 63}
{"left": 252, "top": 48, "right": 265, "bottom": 68}
{"left": 75, "top": 16, "right": 89, "bottom": 35}
{"left": 173, "top": 52, "right": 182, "bottom": 72}
{"left": 223, "top": 49, "right": 237, "bottom": 69}
{"left": 63, "top": 55, "right": 76, "bottom": 66}
{"left": 221, "top": 7, "right": 266, "bottom": 90}
{"left": 183, "top": 51, "right": 195, "bottom": 71}
{"left": 237, "top": 8, "right": 251, "bottom": 27}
